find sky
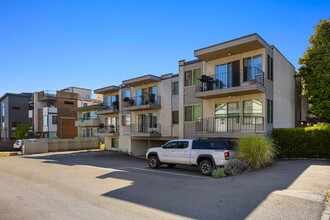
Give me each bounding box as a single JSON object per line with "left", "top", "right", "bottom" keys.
{"left": 0, "top": 0, "right": 329, "bottom": 97}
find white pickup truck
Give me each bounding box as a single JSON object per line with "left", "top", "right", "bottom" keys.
{"left": 146, "top": 139, "right": 235, "bottom": 175}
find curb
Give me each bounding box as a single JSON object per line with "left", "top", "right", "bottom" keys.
{"left": 0, "top": 152, "right": 20, "bottom": 157}
{"left": 321, "top": 191, "right": 330, "bottom": 220}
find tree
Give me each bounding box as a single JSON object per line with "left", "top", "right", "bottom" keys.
{"left": 296, "top": 18, "right": 330, "bottom": 121}
{"left": 12, "top": 124, "right": 30, "bottom": 140}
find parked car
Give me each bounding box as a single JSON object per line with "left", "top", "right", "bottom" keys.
{"left": 13, "top": 140, "right": 23, "bottom": 150}
{"left": 146, "top": 139, "right": 234, "bottom": 175}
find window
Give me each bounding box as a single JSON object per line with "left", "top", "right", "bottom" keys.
{"left": 243, "top": 99, "right": 263, "bottom": 124}
{"left": 177, "top": 141, "right": 189, "bottom": 149}
{"left": 112, "top": 138, "right": 119, "bottom": 148}
{"left": 43, "top": 115, "right": 48, "bottom": 126}
{"left": 122, "top": 114, "right": 131, "bottom": 126}
{"left": 105, "top": 95, "right": 119, "bottom": 108}
{"left": 184, "top": 68, "right": 202, "bottom": 86}
{"left": 163, "top": 141, "right": 177, "bottom": 149}
{"left": 12, "top": 122, "right": 20, "bottom": 130}
{"left": 122, "top": 90, "right": 131, "bottom": 100}
{"left": 149, "top": 113, "right": 157, "bottom": 128}
{"left": 267, "top": 55, "right": 274, "bottom": 81}
{"left": 83, "top": 103, "right": 88, "bottom": 107}
{"left": 215, "top": 103, "right": 239, "bottom": 132}
{"left": 185, "top": 105, "right": 201, "bottom": 121}
{"left": 64, "top": 101, "right": 74, "bottom": 105}
{"left": 243, "top": 55, "right": 262, "bottom": 81}
{"left": 172, "top": 111, "right": 179, "bottom": 124}
{"left": 28, "top": 118, "right": 33, "bottom": 125}
{"left": 91, "top": 111, "right": 97, "bottom": 119}
{"left": 11, "top": 106, "right": 20, "bottom": 110}
{"left": 267, "top": 99, "right": 273, "bottom": 124}
{"left": 86, "top": 95, "right": 90, "bottom": 99}
{"left": 1, "top": 103, "right": 4, "bottom": 117}
{"left": 52, "top": 116, "right": 57, "bottom": 124}
{"left": 172, "top": 82, "right": 179, "bottom": 95}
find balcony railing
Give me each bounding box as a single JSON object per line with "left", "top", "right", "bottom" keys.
{"left": 196, "top": 67, "right": 264, "bottom": 92}
{"left": 196, "top": 116, "right": 264, "bottom": 133}
{"left": 43, "top": 90, "right": 57, "bottom": 99}
{"left": 97, "top": 125, "right": 119, "bottom": 134}
{"left": 129, "top": 123, "right": 162, "bottom": 136}
{"left": 122, "top": 95, "right": 161, "bottom": 108}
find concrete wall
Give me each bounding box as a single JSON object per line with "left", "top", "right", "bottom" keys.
{"left": 273, "top": 48, "right": 296, "bottom": 128}
{"left": 23, "top": 138, "right": 48, "bottom": 154}
{"left": 48, "top": 137, "right": 98, "bottom": 152}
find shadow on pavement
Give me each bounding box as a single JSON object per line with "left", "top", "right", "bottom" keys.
{"left": 23, "top": 151, "right": 330, "bottom": 220}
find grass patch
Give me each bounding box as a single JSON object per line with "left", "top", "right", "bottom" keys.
{"left": 212, "top": 168, "right": 227, "bottom": 178}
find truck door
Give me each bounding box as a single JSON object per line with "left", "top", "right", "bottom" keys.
{"left": 159, "top": 141, "right": 178, "bottom": 163}
{"left": 171, "top": 141, "right": 190, "bottom": 164}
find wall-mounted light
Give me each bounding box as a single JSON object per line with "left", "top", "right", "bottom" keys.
{"left": 228, "top": 52, "right": 231, "bottom": 56}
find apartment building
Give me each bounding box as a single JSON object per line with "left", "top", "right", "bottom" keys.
{"left": 0, "top": 93, "right": 32, "bottom": 139}
{"left": 78, "top": 33, "right": 301, "bottom": 156}
{"left": 93, "top": 74, "right": 179, "bottom": 155}
{"left": 179, "top": 33, "right": 299, "bottom": 139}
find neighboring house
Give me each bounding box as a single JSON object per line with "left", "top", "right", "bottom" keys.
{"left": 60, "top": 87, "right": 96, "bottom": 107}
{"left": 0, "top": 93, "right": 32, "bottom": 139}
{"left": 92, "top": 33, "right": 304, "bottom": 156}
{"left": 29, "top": 90, "right": 80, "bottom": 138}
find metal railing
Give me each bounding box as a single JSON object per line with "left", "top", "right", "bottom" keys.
{"left": 122, "top": 95, "right": 161, "bottom": 107}
{"left": 97, "top": 125, "right": 119, "bottom": 134}
{"left": 103, "top": 103, "right": 119, "bottom": 111}
{"left": 78, "top": 117, "right": 99, "bottom": 121}
{"left": 196, "top": 67, "right": 264, "bottom": 92}
{"left": 196, "top": 116, "right": 264, "bottom": 133}
{"left": 43, "top": 90, "right": 57, "bottom": 98}
{"left": 130, "top": 123, "right": 161, "bottom": 134}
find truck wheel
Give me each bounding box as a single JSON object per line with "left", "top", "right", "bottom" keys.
{"left": 167, "top": 164, "right": 176, "bottom": 168}
{"left": 199, "top": 160, "right": 213, "bottom": 175}
{"left": 148, "top": 155, "right": 160, "bottom": 169}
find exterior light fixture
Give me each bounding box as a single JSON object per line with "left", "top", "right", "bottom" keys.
{"left": 228, "top": 52, "right": 231, "bottom": 56}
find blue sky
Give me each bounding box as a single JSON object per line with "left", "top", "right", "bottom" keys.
{"left": 0, "top": 0, "right": 329, "bottom": 97}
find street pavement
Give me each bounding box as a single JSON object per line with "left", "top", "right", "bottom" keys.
{"left": 0, "top": 151, "right": 329, "bottom": 220}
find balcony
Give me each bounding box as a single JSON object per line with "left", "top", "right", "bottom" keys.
{"left": 196, "top": 116, "right": 264, "bottom": 138}
{"left": 97, "top": 125, "right": 120, "bottom": 136}
{"left": 95, "top": 105, "right": 119, "bottom": 115}
{"left": 129, "top": 123, "right": 162, "bottom": 137}
{"left": 75, "top": 117, "right": 100, "bottom": 127}
{"left": 42, "top": 90, "right": 57, "bottom": 100}
{"left": 195, "top": 68, "right": 265, "bottom": 99}
{"left": 122, "top": 95, "right": 161, "bottom": 111}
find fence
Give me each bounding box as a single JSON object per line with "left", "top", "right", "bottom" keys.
{"left": 23, "top": 137, "right": 99, "bottom": 154}
{"left": 0, "top": 140, "right": 15, "bottom": 151}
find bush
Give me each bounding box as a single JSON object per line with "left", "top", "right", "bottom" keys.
{"left": 224, "top": 158, "right": 248, "bottom": 176}
{"left": 236, "top": 135, "right": 277, "bottom": 169}
{"left": 212, "top": 168, "right": 227, "bottom": 178}
{"left": 271, "top": 123, "right": 330, "bottom": 159}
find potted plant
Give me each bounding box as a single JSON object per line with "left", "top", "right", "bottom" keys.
{"left": 128, "top": 99, "right": 135, "bottom": 106}
{"left": 112, "top": 101, "right": 119, "bottom": 110}
{"left": 123, "top": 97, "right": 130, "bottom": 102}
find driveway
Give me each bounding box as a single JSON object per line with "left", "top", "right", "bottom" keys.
{"left": 0, "top": 151, "right": 329, "bottom": 220}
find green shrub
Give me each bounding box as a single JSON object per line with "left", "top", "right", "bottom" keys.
{"left": 237, "top": 135, "right": 277, "bottom": 169}
{"left": 212, "top": 168, "right": 227, "bottom": 178}
{"left": 271, "top": 123, "right": 330, "bottom": 159}
{"left": 224, "top": 158, "right": 248, "bottom": 176}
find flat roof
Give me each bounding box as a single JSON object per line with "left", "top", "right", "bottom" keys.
{"left": 122, "top": 74, "right": 161, "bottom": 87}
{"left": 0, "top": 93, "right": 31, "bottom": 101}
{"left": 94, "top": 85, "right": 120, "bottom": 94}
{"left": 194, "top": 33, "right": 267, "bottom": 61}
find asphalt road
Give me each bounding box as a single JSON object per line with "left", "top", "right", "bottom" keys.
{"left": 0, "top": 151, "right": 329, "bottom": 220}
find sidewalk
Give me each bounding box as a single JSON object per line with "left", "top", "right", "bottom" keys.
{"left": 246, "top": 163, "right": 330, "bottom": 220}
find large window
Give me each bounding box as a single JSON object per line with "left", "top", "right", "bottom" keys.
{"left": 136, "top": 86, "right": 157, "bottom": 106}
{"left": 184, "top": 68, "right": 201, "bottom": 86}
{"left": 91, "top": 111, "right": 97, "bottom": 119}
{"left": 172, "top": 82, "right": 179, "bottom": 95}
{"left": 43, "top": 115, "right": 48, "bottom": 126}
{"left": 267, "top": 99, "right": 273, "bottom": 124}
{"left": 185, "top": 105, "right": 201, "bottom": 121}
{"left": 243, "top": 99, "right": 263, "bottom": 124}
{"left": 243, "top": 55, "right": 262, "bottom": 81}
{"left": 122, "top": 90, "right": 130, "bottom": 100}
{"left": 105, "top": 95, "right": 119, "bottom": 108}
{"left": 172, "top": 111, "right": 179, "bottom": 124}
{"left": 149, "top": 113, "right": 157, "bottom": 128}
{"left": 215, "top": 102, "right": 239, "bottom": 132}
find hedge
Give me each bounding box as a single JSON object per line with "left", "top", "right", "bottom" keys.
{"left": 271, "top": 123, "right": 330, "bottom": 159}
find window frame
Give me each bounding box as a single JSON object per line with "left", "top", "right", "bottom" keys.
{"left": 185, "top": 105, "right": 201, "bottom": 122}
{"left": 43, "top": 115, "right": 48, "bottom": 126}
{"left": 172, "top": 81, "right": 179, "bottom": 95}
{"left": 172, "top": 111, "right": 179, "bottom": 124}
{"left": 184, "top": 68, "right": 202, "bottom": 87}
{"left": 52, "top": 116, "right": 57, "bottom": 125}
